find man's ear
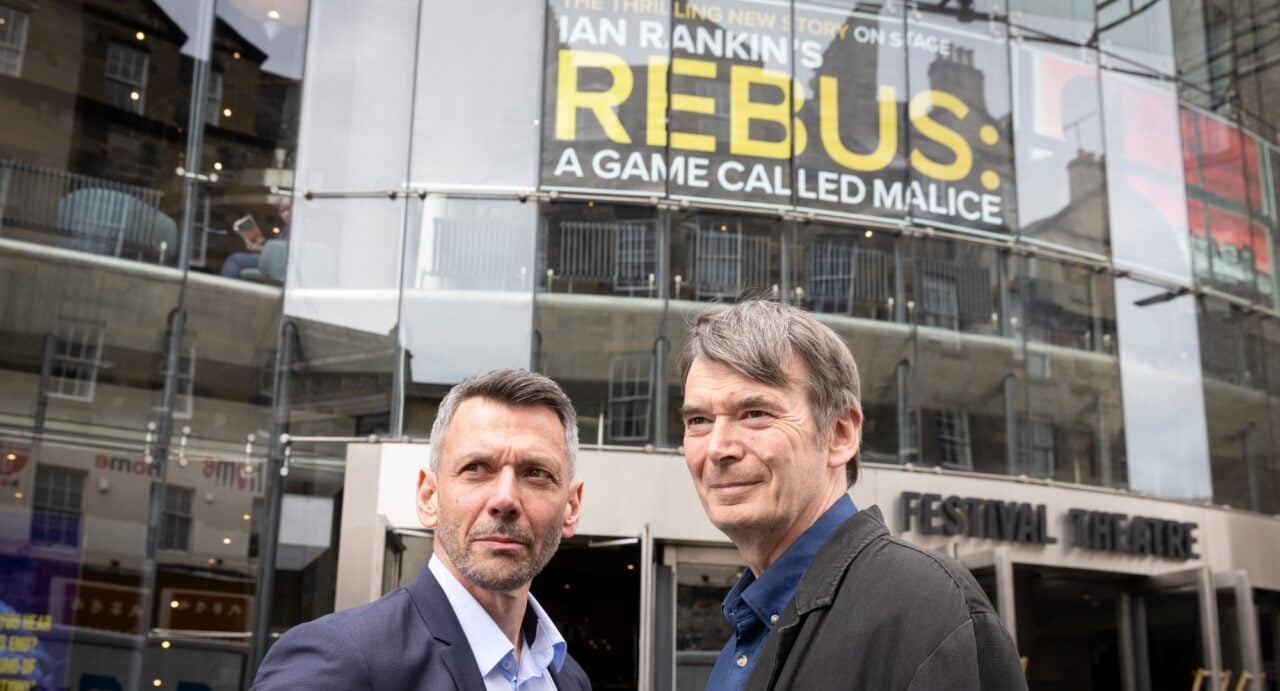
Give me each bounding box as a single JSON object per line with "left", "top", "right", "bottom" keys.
{"left": 826, "top": 407, "right": 862, "bottom": 472}
{"left": 416, "top": 468, "right": 439, "bottom": 529}
{"left": 561, "top": 478, "right": 584, "bottom": 539}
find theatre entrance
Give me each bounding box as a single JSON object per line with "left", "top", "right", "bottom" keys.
{"left": 963, "top": 555, "right": 1266, "bottom": 690}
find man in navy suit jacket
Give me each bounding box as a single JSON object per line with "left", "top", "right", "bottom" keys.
{"left": 253, "top": 370, "right": 592, "bottom": 690}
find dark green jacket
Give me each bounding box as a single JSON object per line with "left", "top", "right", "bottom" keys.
{"left": 746, "top": 506, "right": 1027, "bottom": 690}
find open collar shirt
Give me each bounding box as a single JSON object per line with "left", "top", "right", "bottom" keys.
{"left": 428, "top": 556, "right": 567, "bottom": 691}
{"left": 706, "top": 495, "right": 858, "bottom": 691}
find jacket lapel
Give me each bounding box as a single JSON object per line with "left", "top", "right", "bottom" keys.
{"left": 404, "top": 565, "right": 488, "bottom": 691}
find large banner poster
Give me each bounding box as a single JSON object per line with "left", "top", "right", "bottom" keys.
{"left": 541, "top": 1, "right": 1015, "bottom": 232}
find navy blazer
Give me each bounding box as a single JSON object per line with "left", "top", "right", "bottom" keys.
{"left": 252, "top": 564, "right": 592, "bottom": 690}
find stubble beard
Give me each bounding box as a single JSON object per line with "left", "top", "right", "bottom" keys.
{"left": 437, "top": 511, "right": 563, "bottom": 593}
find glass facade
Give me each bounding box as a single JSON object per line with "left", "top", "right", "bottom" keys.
{"left": 2, "top": 0, "right": 1280, "bottom": 689}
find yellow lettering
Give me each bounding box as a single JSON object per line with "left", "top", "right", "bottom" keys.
{"left": 908, "top": 90, "right": 971, "bottom": 182}
{"left": 555, "top": 49, "right": 634, "bottom": 144}
{"left": 646, "top": 57, "right": 668, "bottom": 146}
{"left": 669, "top": 58, "right": 717, "bottom": 152}
{"left": 820, "top": 81, "right": 897, "bottom": 172}
{"left": 729, "top": 66, "right": 807, "bottom": 159}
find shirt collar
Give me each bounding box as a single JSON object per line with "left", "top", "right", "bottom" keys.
{"left": 428, "top": 556, "right": 567, "bottom": 676}
{"left": 724, "top": 495, "right": 857, "bottom": 630}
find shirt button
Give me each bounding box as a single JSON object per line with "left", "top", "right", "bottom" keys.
{"left": 502, "top": 659, "right": 511, "bottom": 671}
{"left": 736, "top": 655, "right": 748, "bottom": 668}
{"left": 770, "top": 614, "right": 779, "bottom": 624}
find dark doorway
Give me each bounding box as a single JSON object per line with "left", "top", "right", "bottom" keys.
{"left": 534, "top": 536, "right": 641, "bottom": 690}
{"left": 1013, "top": 566, "right": 1133, "bottom": 690}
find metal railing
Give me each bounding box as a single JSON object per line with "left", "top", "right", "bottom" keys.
{"left": 0, "top": 158, "right": 171, "bottom": 261}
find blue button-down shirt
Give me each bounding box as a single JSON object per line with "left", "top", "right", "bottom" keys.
{"left": 706, "top": 496, "right": 857, "bottom": 690}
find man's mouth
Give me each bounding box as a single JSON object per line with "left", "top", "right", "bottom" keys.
{"left": 708, "top": 480, "right": 761, "bottom": 498}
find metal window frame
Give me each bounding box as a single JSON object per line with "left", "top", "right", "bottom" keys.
{"left": 606, "top": 353, "right": 654, "bottom": 443}
{"left": 104, "top": 42, "right": 149, "bottom": 114}
{"left": 30, "top": 464, "right": 87, "bottom": 548}
{"left": 159, "top": 484, "right": 195, "bottom": 552}
{"left": 48, "top": 323, "right": 104, "bottom": 402}
{"left": 934, "top": 407, "right": 974, "bottom": 470}
{"left": 0, "top": 4, "right": 28, "bottom": 77}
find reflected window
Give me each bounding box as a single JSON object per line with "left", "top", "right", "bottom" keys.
{"left": 553, "top": 219, "right": 658, "bottom": 294}
{"left": 0, "top": 4, "right": 27, "bottom": 77}
{"left": 933, "top": 408, "right": 972, "bottom": 469}
{"left": 30, "top": 464, "right": 86, "bottom": 548}
{"left": 688, "top": 219, "right": 771, "bottom": 301}
{"left": 159, "top": 485, "right": 194, "bottom": 552}
{"left": 155, "top": 345, "right": 196, "bottom": 419}
{"left": 48, "top": 322, "right": 104, "bottom": 402}
{"left": 607, "top": 354, "right": 653, "bottom": 443}
{"left": 104, "top": 42, "right": 148, "bottom": 114}
{"left": 1181, "top": 107, "right": 1273, "bottom": 302}
{"left": 920, "top": 269, "right": 961, "bottom": 331}
{"left": 205, "top": 70, "right": 224, "bottom": 127}
{"left": 1019, "top": 416, "right": 1056, "bottom": 478}
{"left": 807, "top": 241, "right": 892, "bottom": 317}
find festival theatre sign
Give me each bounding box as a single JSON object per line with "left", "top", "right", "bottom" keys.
{"left": 899, "top": 492, "right": 1201, "bottom": 561}
{"left": 542, "top": 0, "right": 1016, "bottom": 231}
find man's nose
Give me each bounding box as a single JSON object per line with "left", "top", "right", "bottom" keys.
{"left": 487, "top": 467, "right": 521, "bottom": 518}
{"left": 705, "top": 416, "right": 742, "bottom": 464}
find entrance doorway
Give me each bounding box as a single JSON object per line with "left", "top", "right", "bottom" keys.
{"left": 963, "top": 559, "right": 1266, "bottom": 691}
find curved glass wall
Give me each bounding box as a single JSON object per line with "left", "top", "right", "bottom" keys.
{"left": 0, "top": 0, "right": 314, "bottom": 688}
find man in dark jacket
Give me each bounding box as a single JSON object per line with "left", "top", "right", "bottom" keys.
{"left": 253, "top": 369, "right": 592, "bottom": 690}
{"left": 678, "top": 301, "right": 1026, "bottom": 690}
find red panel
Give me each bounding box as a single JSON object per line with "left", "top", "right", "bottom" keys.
{"left": 1181, "top": 107, "right": 1200, "bottom": 186}
{"left": 1198, "top": 115, "right": 1247, "bottom": 204}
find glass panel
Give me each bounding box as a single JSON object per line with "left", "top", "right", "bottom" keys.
{"left": 292, "top": 0, "right": 417, "bottom": 191}
{"left": 794, "top": 223, "right": 906, "bottom": 462}
{"left": 792, "top": 5, "right": 909, "bottom": 223}
{"left": 906, "top": 238, "right": 1021, "bottom": 473}
{"left": 1012, "top": 43, "right": 1109, "bottom": 257}
{"left": 1171, "top": 0, "right": 1235, "bottom": 116}
{"left": 905, "top": 14, "right": 1016, "bottom": 234}
{"left": 671, "top": 210, "right": 783, "bottom": 304}
{"left": 1199, "top": 300, "right": 1271, "bottom": 511}
{"left": 399, "top": 196, "right": 536, "bottom": 387}
{"left": 666, "top": 0, "right": 795, "bottom": 206}
{"left": 675, "top": 563, "right": 740, "bottom": 690}
{"left": 1097, "top": 0, "right": 1176, "bottom": 77}
{"left": 1022, "top": 257, "right": 1127, "bottom": 487}
{"left": 1101, "top": 71, "right": 1193, "bottom": 283}
{"left": 1115, "top": 277, "right": 1211, "bottom": 500}
{"left": 1008, "top": 0, "right": 1095, "bottom": 45}
{"left": 535, "top": 201, "right": 667, "bottom": 447}
{"left": 1182, "top": 107, "right": 1269, "bottom": 302}
{"left": 198, "top": 0, "right": 307, "bottom": 281}
{"left": 540, "top": 0, "right": 665, "bottom": 196}
{"left": 1257, "top": 319, "right": 1280, "bottom": 515}
{"left": 282, "top": 196, "right": 405, "bottom": 336}
{"left": 259, "top": 440, "right": 345, "bottom": 648}
{"left": 411, "top": 1, "right": 544, "bottom": 190}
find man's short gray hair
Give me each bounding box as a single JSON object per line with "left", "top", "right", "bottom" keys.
{"left": 677, "top": 300, "right": 863, "bottom": 486}
{"left": 429, "top": 369, "right": 579, "bottom": 476}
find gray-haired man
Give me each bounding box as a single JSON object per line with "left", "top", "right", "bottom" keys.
{"left": 678, "top": 301, "right": 1026, "bottom": 690}
{"left": 254, "top": 369, "right": 591, "bottom": 691}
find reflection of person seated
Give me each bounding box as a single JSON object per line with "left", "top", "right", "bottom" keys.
{"left": 220, "top": 203, "right": 291, "bottom": 279}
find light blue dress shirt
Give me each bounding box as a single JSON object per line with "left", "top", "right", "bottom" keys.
{"left": 429, "top": 557, "right": 567, "bottom": 691}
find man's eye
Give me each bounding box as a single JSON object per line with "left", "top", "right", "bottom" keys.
{"left": 744, "top": 410, "right": 769, "bottom": 419}
{"left": 460, "top": 463, "right": 483, "bottom": 473}
{"left": 527, "top": 468, "right": 551, "bottom": 479}
{"left": 685, "top": 416, "right": 708, "bottom": 427}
